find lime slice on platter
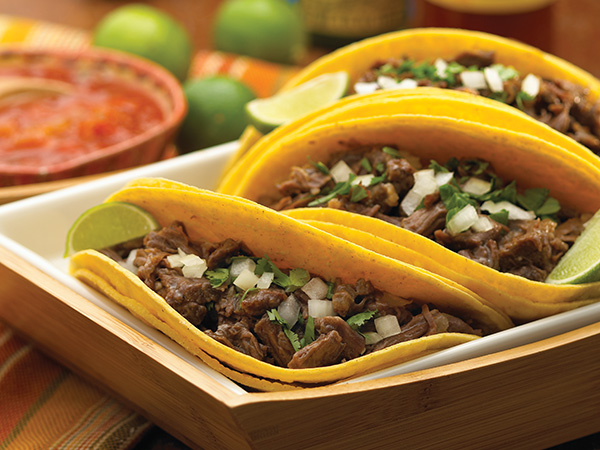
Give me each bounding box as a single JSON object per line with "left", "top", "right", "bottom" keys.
{"left": 245, "top": 71, "right": 350, "bottom": 134}
{"left": 64, "top": 202, "right": 160, "bottom": 257}
{"left": 546, "top": 209, "right": 600, "bottom": 285}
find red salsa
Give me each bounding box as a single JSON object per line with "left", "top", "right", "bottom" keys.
{"left": 0, "top": 66, "right": 165, "bottom": 167}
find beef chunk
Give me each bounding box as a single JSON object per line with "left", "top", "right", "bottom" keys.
{"left": 239, "top": 288, "right": 287, "bottom": 317}
{"left": 254, "top": 316, "right": 296, "bottom": 367}
{"left": 401, "top": 201, "right": 447, "bottom": 238}
{"left": 143, "top": 221, "right": 215, "bottom": 258}
{"left": 315, "top": 316, "right": 365, "bottom": 360}
{"left": 453, "top": 50, "right": 495, "bottom": 68}
{"left": 498, "top": 219, "right": 569, "bottom": 281}
{"left": 205, "top": 322, "right": 266, "bottom": 361}
{"left": 156, "top": 270, "right": 222, "bottom": 326}
{"left": 288, "top": 331, "right": 344, "bottom": 369}
{"left": 206, "top": 239, "right": 241, "bottom": 269}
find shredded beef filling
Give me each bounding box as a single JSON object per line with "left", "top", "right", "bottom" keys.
{"left": 353, "top": 51, "right": 600, "bottom": 154}
{"left": 106, "top": 221, "right": 482, "bottom": 370}
{"left": 267, "top": 146, "right": 586, "bottom": 281}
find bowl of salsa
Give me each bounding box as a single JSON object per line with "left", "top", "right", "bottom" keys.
{"left": 0, "top": 47, "right": 187, "bottom": 186}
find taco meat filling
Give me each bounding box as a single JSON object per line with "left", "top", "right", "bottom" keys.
{"left": 103, "top": 221, "right": 482, "bottom": 369}
{"left": 266, "top": 146, "right": 591, "bottom": 282}
{"left": 352, "top": 50, "right": 600, "bottom": 154}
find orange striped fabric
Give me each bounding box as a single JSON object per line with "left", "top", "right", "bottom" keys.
{"left": 0, "top": 13, "right": 299, "bottom": 450}
{"left": 0, "top": 323, "right": 151, "bottom": 450}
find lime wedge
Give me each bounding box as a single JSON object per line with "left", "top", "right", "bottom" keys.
{"left": 546, "top": 209, "right": 600, "bottom": 285}
{"left": 245, "top": 71, "right": 350, "bottom": 133}
{"left": 64, "top": 202, "right": 160, "bottom": 257}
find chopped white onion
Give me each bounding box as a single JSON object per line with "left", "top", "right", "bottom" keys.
{"left": 230, "top": 258, "right": 256, "bottom": 278}
{"left": 301, "top": 277, "right": 329, "bottom": 300}
{"left": 119, "top": 249, "right": 139, "bottom": 274}
{"left": 167, "top": 249, "right": 207, "bottom": 278}
{"left": 400, "top": 169, "right": 438, "bottom": 216}
{"left": 363, "top": 331, "right": 383, "bottom": 345}
{"left": 377, "top": 75, "right": 400, "bottom": 90}
{"left": 166, "top": 247, "right": 187, "bottom": 268}
{"left": 308, "top": 299, "right": 335, "bottom": 318}
{"left": 462, "top": 177, "right": 492, "bottom": 195}
{"left": 182, "top": 258, "right": 208, "bottom": 278}
{"left": 434, "top": 58, "right": 448, "bottom": 78}
{"left": 460, "top": 70, "right": 487, "bottom": 90}
{"left": 278, "top": 294, "right": 301, "bottom": 328}
{"left": 435, "top": 171, "right": 454, "bottom": 187}
{"left": 256, "top": 271, "right": 274, "bottom": 289}
{"left": 354, "top": 81, "right": 379, "bottom": 95}
{"left": 233, "top": 268, "right": 259, "bottom": 290}
{"left": 330, "top": 160, "right": 355, "bottom": 183}
{"left": 395, "top": 78, "right": 419, "bottom": 89}
{"left": 374, "top": 315, "right": 402, "bottom": 338}
{"left": 521, "top": 73, "right": 540, "bottom": 98}
{"left": 481, "top": 200, "right": 536, "bottom": 221}
{"left": 351, "top": 174, "right": 374, "bottom": 186}
{"left": 447, "top": 204, "right": 479, "bottom": 236}
{"left": 471, "top": 215, "right": 494, "bottom": 233}
{"left": 483, "top": 67, "right": 504, "bottom": 92}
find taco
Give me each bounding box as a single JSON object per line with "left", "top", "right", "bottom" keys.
{"left": 279, "top": 27, "right": 600, "bottom": 155}
{"left": 216, "top": 111, "right": 600, "bottom": 322}
{"left": 68, "top": 181, "right": 512, "bottom": 390}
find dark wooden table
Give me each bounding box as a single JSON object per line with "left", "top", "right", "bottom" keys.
{"left": 1, "top": 0, "right": 599, "bottom": 448}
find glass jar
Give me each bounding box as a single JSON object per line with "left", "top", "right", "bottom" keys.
{"left": 300, "top": 0, "right": 416, "bottom": 49}
{"left": 421, "top": 0, "right": 557, "bottom": 52}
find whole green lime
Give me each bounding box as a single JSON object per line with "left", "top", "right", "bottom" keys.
{"left": 93, "top": 4, "right": 193, "bottom": 82}
{"left": 176, "top": 76, "right": 257, "bottom": 153}
{"left": 213, "top": 0, "right": 307, "bottom": 65}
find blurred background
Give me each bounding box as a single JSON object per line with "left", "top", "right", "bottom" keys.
{"left": 0, "top": 0, "right": 598, "bottom": 77}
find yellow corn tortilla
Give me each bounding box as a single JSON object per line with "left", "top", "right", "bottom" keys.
{"left": 69, "top": 182, "right": 511, "bottom": 387}
{"left": 282, "top": 28, "right": 600, "bottom": 97}
{"left": 216, "top": 114, "right": 600, "bottom": 322}
{"left": 218, "top": 89, "right": 599, "bottom": 194}
{"left": 223, "top": 27, "right": 600, "bottom": 171}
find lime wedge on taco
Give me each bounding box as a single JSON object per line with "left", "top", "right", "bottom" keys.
{"left": 65, "top": 201, "right": 160, "bottom": 257}
{"left": 546, "top": 210, "right": 600, "bottom": 285}
{"left": 245, "top": 71, "right": 349, "bottom": 133}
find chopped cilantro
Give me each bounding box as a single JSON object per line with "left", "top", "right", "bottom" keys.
{"left": 301, "top": 316, "right": 315, "bottom": 347}
{"left": 350, "top": 185, "right": 369, "bottom": 202}
{"left": 489, "top": 209, "right": 509, "bottom": 226}
{"left": 308, "top": 176, "right": 355, "bottom": 206}
{"left": 382, "top": 146, "right": 402, "bottom": 158}
{"left": 369, "top": 173, "right": 387, "bottom": 186}
{"left": 490, "top": 64, "right": 519, "bottom": 81}
{"left": 489, "top": 91, "right": 508, "bottom": 103}
{"left": 267, "top": 309, "right": 302, "bottom": 351}
{"left": 255, "top": 256, "right": 309, "bottom": 292}
{"left": 536, "top": 197, "right": 561, "bottom": 217}
{"left": 412, "top": 61, "right": 437, "bottom": 80}
{"left": 517, "top": 188, "right": 550, "bottom": 212}
{"left": 429, "top": 160, "right": 449, "bottom": 173}
{"left": 460, "top": 159, "right": 489, "bottom": 176}
{"left": 308, "top": 156, "right": 330, "bottom": 175}
{"left": 376, "top": 162, "right": 386, "bottom": 173}
{"left": 516, "top": 91, "right": 536, "bottom": 110}
{"left": 360, "top": 157, "right": 372, "bottom": 172}
{"left": 444, "top": 157, "right": 460, "bottom": 172}
{"left": 439, "top": 183, "right": 477, "bottom": 223}
{"left": 326, "top": 281, "right": 335, "bottom": 299}
{"left": 204, "top": 268, "right": 230, "bottom": 287}
{"left": 346, "top": 310, "right": 377, "bottom": 331}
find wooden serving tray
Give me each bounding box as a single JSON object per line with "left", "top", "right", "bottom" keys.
{"left": 1, "top": 143, "right": 599, "bottom": 449}
{"left": 2, "top": 244, "right": 600, "bottom": 450}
